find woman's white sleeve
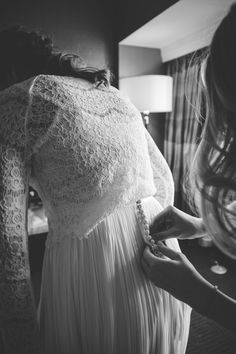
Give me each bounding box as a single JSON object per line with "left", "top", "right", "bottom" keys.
{"left": 0, "top": 84, "right": 41, "bottom": 354}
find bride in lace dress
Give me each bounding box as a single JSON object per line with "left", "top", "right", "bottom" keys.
{"left": 0, "top": 28, "right": 191, "bottom": 354}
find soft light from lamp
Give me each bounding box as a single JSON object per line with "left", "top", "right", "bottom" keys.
{"left": 119, "top": 75, "right": 173, "bottom": 113}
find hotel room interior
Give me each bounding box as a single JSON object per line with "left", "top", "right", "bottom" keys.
{"left": 1, "top": 0, "right": 236, "bottom": 352}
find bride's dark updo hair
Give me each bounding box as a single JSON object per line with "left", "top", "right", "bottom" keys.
{"left": 0, "top": 26, "right": 112, "bottom": 89}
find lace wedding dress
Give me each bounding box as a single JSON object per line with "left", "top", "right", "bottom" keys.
{"left": 0, "top": 75, "right": 191, "bottom": 354}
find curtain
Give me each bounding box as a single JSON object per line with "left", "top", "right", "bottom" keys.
{"left": 163, "top": 50, "right": 207, "bottom": 214}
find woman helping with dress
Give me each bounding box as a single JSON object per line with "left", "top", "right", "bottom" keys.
{"left": 0, "top": 27, "right": 191, "bottom": 353}
{"left": 142, "top": 3, "right": 236, "bottom": 335}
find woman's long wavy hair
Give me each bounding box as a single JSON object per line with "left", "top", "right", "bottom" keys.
{"left": 189, "top": 4, "right": 236, "bottom": 259}
{"left": 0, "top": 26, "right": 112, "bottom": 90}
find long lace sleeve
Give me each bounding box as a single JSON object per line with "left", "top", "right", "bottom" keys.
{"left": 145, "top": 130, "right": 174, "bottom": 208}
{"left": 0, "top": 84, "right": 41, "bottom": 353}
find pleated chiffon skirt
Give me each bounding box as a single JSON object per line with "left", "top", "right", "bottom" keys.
{"left": 38, "top": 197, "right": 191, "bottom": 354}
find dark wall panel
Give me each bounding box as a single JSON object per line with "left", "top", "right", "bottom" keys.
{"left": 0, "top": 0, "right": 116, "bottom": 73}
{"left": 116, "top": 0, "right": 179, "bottom": 41}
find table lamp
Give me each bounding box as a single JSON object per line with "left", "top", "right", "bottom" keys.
{"left": 119, "top": 75, "right": 173, "bottom": 127}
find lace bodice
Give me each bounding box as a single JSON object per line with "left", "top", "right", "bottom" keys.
{"left": 0, "top": 75, "right": 174, "bottom": 353}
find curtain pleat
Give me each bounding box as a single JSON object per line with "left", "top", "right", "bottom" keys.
{"left": 163, "top": 50, "right": 207, "bottom": 213}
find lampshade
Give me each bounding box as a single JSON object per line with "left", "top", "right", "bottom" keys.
{"left": 119, "top": 75, "right": 173, "bottom": 112}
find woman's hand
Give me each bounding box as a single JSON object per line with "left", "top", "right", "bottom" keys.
{"left": 141, "top": 244, "right": 213, "bottom": 310}
{"left": 150, "top": 205, "right": 207, "bottom": 242}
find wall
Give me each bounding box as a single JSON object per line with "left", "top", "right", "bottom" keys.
{"left": 119, "top": 45, "right": 163, "bottom": 78}
{"left": 0, "top": 0, "right": 170, "bottom": 149}
{"left": 116, "top": 1, "right": 180, "bottom": 152}
{"left": 0, "top": 0, "right": 116, "bottom": 75}
{"left": 0, "top": 0, "right": 178, "bottom": 88}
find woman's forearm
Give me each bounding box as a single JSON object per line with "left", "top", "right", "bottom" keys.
{"left": 203, "top": 287, "right": 236, "bottom": 333}
{"left": 142, "top": 245, "right": 236, "bottom": 333}
{"left": 190, "top": 278, "right": 236, "bottom": 333}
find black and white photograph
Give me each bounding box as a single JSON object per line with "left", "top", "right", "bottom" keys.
{"left": 0, "top": 0, "right": 236, "bottom": 353}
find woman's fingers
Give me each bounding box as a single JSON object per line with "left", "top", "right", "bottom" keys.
{"left": 143, "top": 245, "right": 183, "bottom": 264}
{"left": 142, "top": 247, "right": 169, "bottom": 277}
{"left": 143, "top": 246, "right": 159, "bottom": 264}
{"left": 143, "top": 246, "right": 171, "bottom": 265}
{"left": 149, "top": 207, "right": 173, "bottom": 235}
{"left": 157, "top": 244, "right": 183, "bottom": 260}
{"left": 151, "top": 228, "right": 175, "bottom": 241}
